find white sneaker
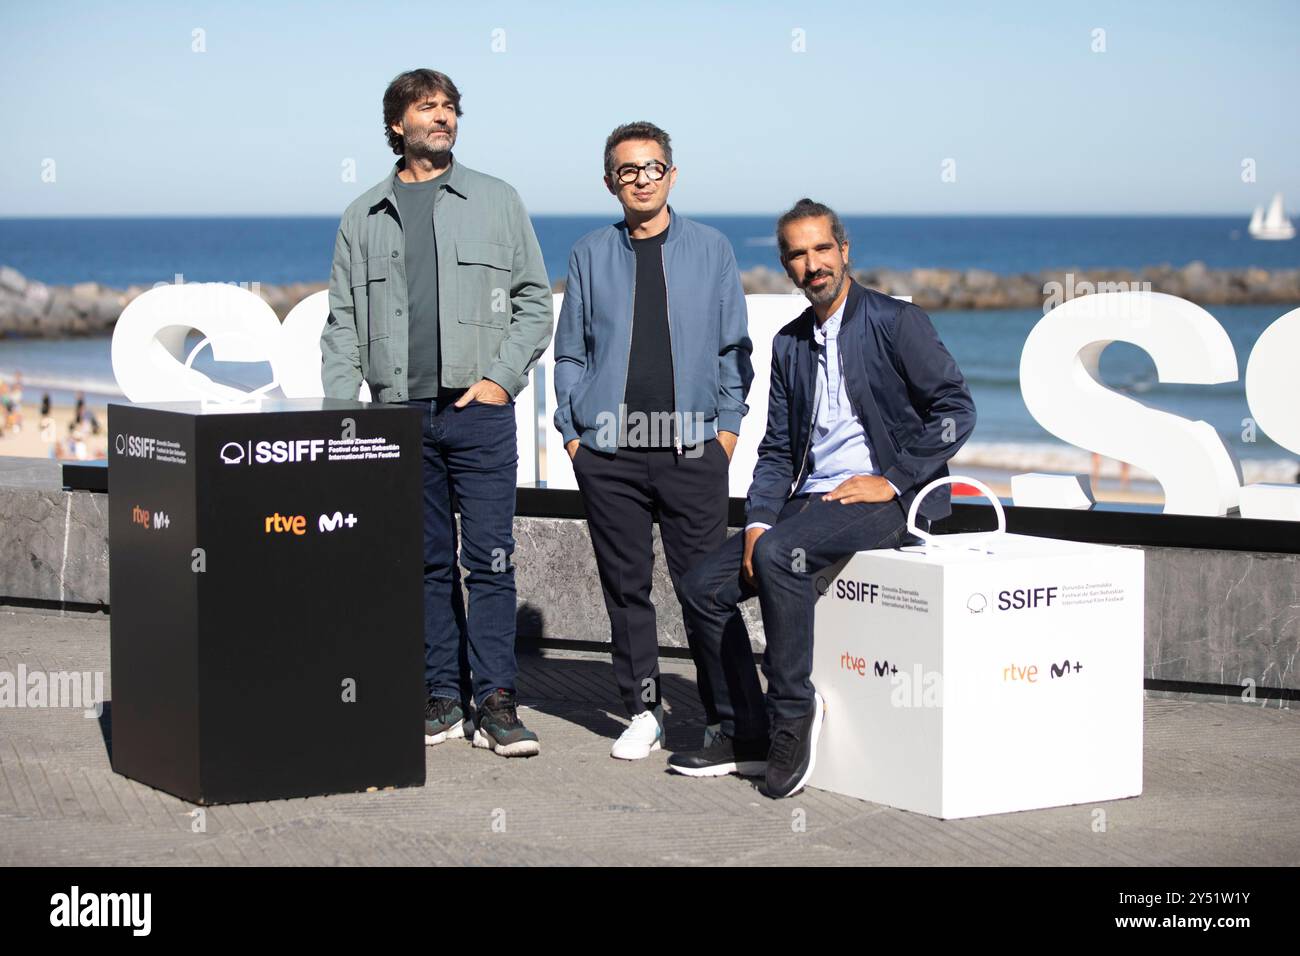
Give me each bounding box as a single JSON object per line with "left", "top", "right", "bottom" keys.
{"left": 611, "top": 710, "right": 664, "bottom": 760}
{"left": 703, "top": 723, "right": 723, "bottom": 749}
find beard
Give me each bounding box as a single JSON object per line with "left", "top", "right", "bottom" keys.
{"left": 406, "top": 124, "right": 455, "bottom": 162}
{"left": 803, "top": 264, "right": 848, "bottom": 305}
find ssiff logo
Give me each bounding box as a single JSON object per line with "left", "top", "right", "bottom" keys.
{"left": 116, "top": 433, "right": 156, "bottom": 459}
{"left": 821, "top": 579, "right": 880, "bottom": 603}
{"left": 968, "top": 587, "right": 1059, "bottom": 613}
{"left": 255, "top": 439, "right": 323, "bottom": 463}
{"left": 220, "top": 439, "right": 324, "bottom": 464}
{"left": 998, "top": 587, "right": 1057, "bottom": 610}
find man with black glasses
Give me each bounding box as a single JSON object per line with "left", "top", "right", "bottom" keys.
{"left": 553, "top": 121, "right": 754, "bottom": 761}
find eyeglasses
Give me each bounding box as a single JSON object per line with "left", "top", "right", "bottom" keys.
{"left": 612, "top": 161, "right": 669, "bottom": 185}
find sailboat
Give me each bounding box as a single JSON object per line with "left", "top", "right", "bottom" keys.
{"left": 1248, "top": 193, "right": 1295, "bottom": 240}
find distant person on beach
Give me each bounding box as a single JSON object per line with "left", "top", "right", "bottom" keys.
{"left": 39, "top": 393, "right": 54, "bottom": 448}
{"left": 321, "top": 68, "right": 553, "bottom": 759}
{"left": 2, "top": 372, "right": 22, "bottom": 434}
{"left": 0, "top": 378, "right": 11, "bottom": 436}
{"left": 665, "top": 199, "right": 976, "bottom": 798}
{"left": 55, "top": 419, "right": 88, "bottom": 460}
{"left": 1091, "top": 452, "right": 1130, "bottom": 491}
{"left": 552, "top": 121, "right": 754, "bottom": 761}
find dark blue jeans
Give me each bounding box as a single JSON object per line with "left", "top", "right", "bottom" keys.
{"left": 406, "top": 391, "right": 519, "bottom": 708}
{"left": 680, "top": 494, "right": 909, "bottom": 737}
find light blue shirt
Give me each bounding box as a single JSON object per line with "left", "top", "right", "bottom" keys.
{"left": 747, "top": 296, "right": 897, "bottom": 531}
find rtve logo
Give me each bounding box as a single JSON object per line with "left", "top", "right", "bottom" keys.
{"left": 220, "top": 439, "right": 325, "bottom": 465}
{"left": 1003, "top": 658, "right": 1084, "bottom": 684}
{"left": 131, "top": 505, "right": 170, "bottom": 530}
{"left": 264, "top": 512, "right": 358, "bottom": 535}
{"left": 839, "top": 653, "right": 897, "bottom": 677}
{"left": 265, "top": 513, "right": 307, "bottom": 535}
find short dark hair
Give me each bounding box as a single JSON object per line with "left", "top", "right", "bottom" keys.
{"left": 383, "top": 69, "right": 463, "bottom": 156}
{"left": 603, "top": 121, "right": 673, "bottom": 178}
{"left": 776, "top": 198, "right": 848, "bottom": 258}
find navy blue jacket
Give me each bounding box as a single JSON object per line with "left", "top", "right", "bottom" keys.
{"left": 745, "top": 279, "right": 976, "bottom": 527}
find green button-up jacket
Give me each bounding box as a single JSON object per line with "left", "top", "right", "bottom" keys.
{"left": 321, "top": 156, "right": 554, "bottom": 402}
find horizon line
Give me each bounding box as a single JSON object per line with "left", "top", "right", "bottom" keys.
{"left": 0, "top": 210, "right": 1280, "bottom": 221}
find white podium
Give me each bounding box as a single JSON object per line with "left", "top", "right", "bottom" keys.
{"left": 808, "top": 478, "right": 1145, "bottom": 819}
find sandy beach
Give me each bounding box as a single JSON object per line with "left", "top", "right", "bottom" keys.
{"left": 0, "top": 399, "right": 110, "bottom": 461}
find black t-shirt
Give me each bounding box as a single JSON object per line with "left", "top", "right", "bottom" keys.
{"left": 622, "top": 227, "right": 675, "bottom": 448}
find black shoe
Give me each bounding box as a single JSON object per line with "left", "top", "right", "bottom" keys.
{"left": 762, "top": 692, "right": 825, "bottom": 798}
{"left": 666, "top": 731, "right": 768, "bottom": 778}
{"left": 472, "top": 689, "right": 540, "bottom": 758}
{"left": 424, "top": 695, "right": 466, "bottom": 745}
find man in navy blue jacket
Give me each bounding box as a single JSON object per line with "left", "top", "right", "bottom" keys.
{"left": 668, "top": 198, "right": 976, "bottom": 798}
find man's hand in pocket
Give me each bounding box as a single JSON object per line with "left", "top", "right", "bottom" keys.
{"left": 454, "top": 379, "right": 510, "bottom": 407}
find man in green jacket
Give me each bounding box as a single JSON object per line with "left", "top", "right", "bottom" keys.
{"left": 322, "top": 68, "right": 553, "bottom": 757}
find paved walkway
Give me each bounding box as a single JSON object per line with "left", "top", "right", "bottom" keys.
{"left": 1, "top": 607, "right": 1296, "bottom": 866}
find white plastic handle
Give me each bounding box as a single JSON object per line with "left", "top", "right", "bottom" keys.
{"left": 906, "top": 475, "right": 1006, "bottom": 548}
{"left": 185, "top": 334, "right": 278, "bottom": 410}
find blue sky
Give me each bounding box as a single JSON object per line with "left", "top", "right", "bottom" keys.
{"left": 1, "top": 0, "right": 1297, "bottom": 216}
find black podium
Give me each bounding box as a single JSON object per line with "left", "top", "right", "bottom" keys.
{"left": 107, "top": 398, "right": 425, "bottom": 804}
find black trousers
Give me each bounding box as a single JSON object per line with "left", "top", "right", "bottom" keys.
{"left": 572, "top": 439, "right": 742, "bottom": 718}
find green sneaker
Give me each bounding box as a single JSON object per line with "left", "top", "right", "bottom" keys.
{"left": 424, "top": 695, "right": 466, "bottom": 746}
{"left": 472, "top": 689, "right": 540, "bottom": 758}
